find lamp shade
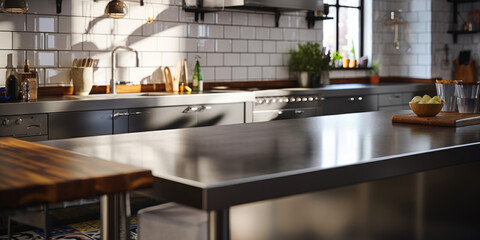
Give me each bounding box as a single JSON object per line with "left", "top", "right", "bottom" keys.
{"left": 105, "top": 0, "right": 128, "bottom": 19}
{"left": 1, "top": 0, "right": 28, "bottom": 14}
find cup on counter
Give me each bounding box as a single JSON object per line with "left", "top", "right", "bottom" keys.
{"left": 435, "top": 80, "right": 458, "bottom": 112}
{"left": 455, "top": 83, "right": 480, "bottom": 113}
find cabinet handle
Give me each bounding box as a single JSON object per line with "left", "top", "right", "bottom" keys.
{"left": 112, "top": 112, "right": 141, "bottom": 118}
{"left": 295, "top": 109, "right": 305, "bottom": 114}
{"left": 129, "top": 112, "right": 142, "bottom": 115}
{"left": 198, "top": 105, "right": 212, "bottom": 112}
{"left": 183, "top": 106, "right": 199, "bottom": 113}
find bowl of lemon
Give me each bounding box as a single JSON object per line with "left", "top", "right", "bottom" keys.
{"left": 409, "top": 95, "right": 444, "bottom": 117}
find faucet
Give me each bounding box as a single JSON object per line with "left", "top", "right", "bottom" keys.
{"left": 111, "top": 46, "right": 139, "bottom": 94}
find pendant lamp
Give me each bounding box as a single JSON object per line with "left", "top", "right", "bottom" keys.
{"left": 1, "top": 0, "right": 28, "bottom": 14}
{"left": 105, "top": 0, "right": 128, "bottom": 19}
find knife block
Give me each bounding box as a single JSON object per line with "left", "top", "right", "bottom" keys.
{"left": 453, "top": 59, "right": 476, "bottom": 83}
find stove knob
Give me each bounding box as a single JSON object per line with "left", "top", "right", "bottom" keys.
{"left": 358, "top": 97, "right": 363, "bottom": 101}
{"left": 2, "top": 119, "right": 9, "bottom": 126}
{"left": 264, "top": 98, "right": 271, "bottom": 104}
{"left": 256, "top": 99, "right": 264, "bottom": 104}
{"left": 15, "top": 118, "right": 22, "bottom": 125}
{"left": 271, "top": 98, "right": 277, "bottom": 103}
{"left": 290, "top": 97, "right": 296, "bottom": 102}
{"left": 308, "top": 97, "right": 314, "bottom": 101}
{"left": 284, "top": 97, "right": 290, "bottom": 102}
{"left": 296, "top": 97, "right": 302, "bottom": 102}
{"left": 277, "top": 98, "right": 283, "bottom": 103}
{"left": 302, "top": 97, "right": 308, "bottom": 102}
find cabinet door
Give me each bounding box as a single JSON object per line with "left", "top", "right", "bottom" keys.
{"left": 128, "top": 106, "right": 197, "bottom": 133}
{"left": 322, "top": 95, "right": 378, "bottom": 115}
{"left": 197, "top": 103, "right": 245, "bottom": 127}
{"left": 49, "top": 110, "right": 113, "bottom": 140}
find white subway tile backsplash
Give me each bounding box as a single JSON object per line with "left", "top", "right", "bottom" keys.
{"left": 162, "top": 52, "right": 187, "bottom": 67}
{"left": 216, "top": 12, "right": 232, "bottom": 25}
{"left": 233, "top": 12, "right": 248, "bottom": 26}
{"left": 142, "top": 52, "right": 163, "bottom": 67}
{"left": 207, "top": 25, "right": 224, "bottom": 38}
{"left": 115, "top": 19, "right": 143, "bottom": 36}
{"left": 0, "top": 33, "right": 13, "bottom": 50}
{"left": 45, "top": 34, "right": 72, "bottom": 51}
{"left": 0, "top": 14, "right": 26, "bottom": 31}
{"left": 198, "top": 39, "right": 215, "bottom": 52}
{"left": 13, "top": 33, "right": 44, "bottom": 50}
{"left": 83, "top": 34, "right": 110, "bottom": 51}
{"left": 143, "top": 21, "right": 163, "bottom": 36}
{"left": 240, "top": 27, "right": 255, "bottom": 39}
{"left": 59, "top": 16, "right": 85, "bottom": 34}
{"left": 270, "top": 28, "right": 283, "bottom": 40}
{"left": 262, "top": 67, "right": 276, "bottom": 80}
{"left": 129, "top": 36, "right": 158, "bottom": 51}
{"left": 157, "top": 5, "right": 180, "bottom": 22}
{"left": 263, "top": 14, "right": 276, "bottom": 27}
{"left": 300, "top": 29, "right": 316, "bottom": 41}
{"left": 202, "top": 13, "right": 216, "bottom": 24}
{"left": 270, "top": 54, "right": 283, "bottom": 66}
{"left": 216, "top": 39, "right": 232, "bottom": 52}
{"left": 255, "top": 27, "right": 270, "bottom": 40}
{"left": 93, "top": 68, "right": 108, "bottom": 85}
{"left": 248, "top": 13, "right": 262, "bottom": 26}
{"left": 248, "top": 67, "right": 262, "bottom": 80}
{"left": 158, "top": 37, "right": 180, "bottom": 52}
{"left": 283, "top": 29, "right": 299, "bottom": 41}
{"left": 241, "top": 53, "right": 255, "bottom": 66}
{"left": 207, "top": 53, "right": 224, "bottom": 66}
{"left": 248, "top": 40, "right": 262, "bottom": 53}
{"left": 179, "top": 9, "right": 196, "bottom": 22}
{"left": 180, "top": 38, "right": 198, "bottom": 52}
{"left": 215, "top": 67, "right": 231, "bottom": 80}
{"left": 202, "top": 67, "right": 215, "bottom": 82}
{"left": 0, "top": 50, "right": 25, "bottom": 68}
{"left": 232, "top": 67, "right": 247, "bottom": 80}
{"left": 224, "top": 53, "right": 240, "bottom": 66}
{"left": 255, "top": 54, "right": 269, "bottom": 66}
{"left": 89, "top": 51, "right": 111, "bottom": 68}
{"left": 45, "top": 68, "right": 71, "bottom": 86}
{"left": 162, "top": 22, "right": 187, "bottom": 37}
{"left": 232, "top": 40, "right": 247, "bottom": 52}
{"left": 225, "top": 26, "right": 240, "bottom": 39}
{"left": 28, "top": 51, "right": 57, "bottom": 68}
{"left": 27, "top": 15, "right": 57, "bottom": 33}
{"left": 276, "top": 67, "right": 289, "bottom": 80}
{"left": 117, "top": 51, "right": 139, "bottom": 67}
{"left": 58, "top": 51, "right": 89, "bottom": 68}
{"left": 262, "top": 41, "right": 276, "bottom": 53}
{"left": 276, "top": 41, "right": 292, "bottom": 53}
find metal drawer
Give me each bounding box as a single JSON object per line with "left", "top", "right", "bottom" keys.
{"left": 0, "top": 114, "right": 48, "bottom": 138}
{"left": 378, "top": 93, "right": 402, "bottom": 106}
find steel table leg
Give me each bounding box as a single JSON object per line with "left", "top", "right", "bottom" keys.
{"left": 208, "top": 208, "right": 230, "bottom": 240}
{"left": 101, "top": 193, "right": 131, "bottom": 240}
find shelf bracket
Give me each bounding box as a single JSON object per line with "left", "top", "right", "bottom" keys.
{"left": 275, "top": 11, "right": 281, "bottom": 28}
{"left": 56, "top": 0, "right": 62, "bottom": 14}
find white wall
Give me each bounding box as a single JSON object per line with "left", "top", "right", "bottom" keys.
{"left": 0, "top": 0, "right": 323, "bottom": 87}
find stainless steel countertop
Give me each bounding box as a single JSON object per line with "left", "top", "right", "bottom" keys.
{"left": 0, "top": 91, "right": 255, "bottom": 115}
{"left": 40, "top": 110, "right": 480, "bottom": 210}
{"left": 0, "top": 83, "right": 435, "bottom": 115}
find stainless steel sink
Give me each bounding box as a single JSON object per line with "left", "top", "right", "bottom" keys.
{"left": 64, "top": 93, "right": 146, "bottom": 100}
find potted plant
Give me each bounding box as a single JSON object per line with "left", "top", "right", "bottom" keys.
{"left": 289, "top": 42, "right": 332, "bottom": 87}
{"left": 369, "top": 60, "right": 380, "bottom": 85}
{"left": 349, "top": 41, "right": 357, "bottom": 68}
{"left": 332, "top": 51, "right": 343, "bottom": 68}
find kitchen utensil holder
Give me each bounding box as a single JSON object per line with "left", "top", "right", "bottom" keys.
{"left": 71, "top": 67, "right": 93, "bottom": 96}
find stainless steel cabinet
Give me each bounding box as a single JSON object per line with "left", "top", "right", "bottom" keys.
{"left": 321, "top": 95, "right": 378, "bottom": 115}
{"left": 0, "top": 114, "right": 48, "bottom": 141}
{"left": 48, "top": 110, "right": 113, "bottom": 140}
{"left": 128, "top": 103, "right": 245, "bottom": 133}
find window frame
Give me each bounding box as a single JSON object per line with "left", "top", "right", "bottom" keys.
{"left": 326, "top": 0, "right": 364, "bottom": 57}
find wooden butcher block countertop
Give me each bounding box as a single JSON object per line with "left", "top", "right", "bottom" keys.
{"left": 392, "top": 112, "right": 480, "bottom": 127}
{"left": 0, "top": 137, "right": 153, "bottom": 209}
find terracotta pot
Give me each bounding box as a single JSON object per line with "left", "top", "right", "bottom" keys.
{"left": 349, "top": 59, "right": 357, "bottom": 68}
{"left": 369, "top": 74, "right": 380, "bottom": 85}
{"left": 342, "top": 58, "right": 350, "bottom": 68}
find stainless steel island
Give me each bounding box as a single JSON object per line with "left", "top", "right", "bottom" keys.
{"left": 40, "top": 110, "right": 480, "bottom": 240}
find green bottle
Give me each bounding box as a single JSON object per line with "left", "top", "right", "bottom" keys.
{"left": 192, "top": 60, "right": 203, "bottom": 92}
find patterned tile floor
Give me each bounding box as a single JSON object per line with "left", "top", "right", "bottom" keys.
{"left": 0, "top": 217, "right": 138, "bottom": 240}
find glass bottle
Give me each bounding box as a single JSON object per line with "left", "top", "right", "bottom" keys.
{"left": 24, "top": 59, "right": 30, "bottom": 73}
{"left": 192, "top": 60, "right": 203, "bottom": 92}
{"left": 6, "top": 72, "right": 20, "bottom": 100}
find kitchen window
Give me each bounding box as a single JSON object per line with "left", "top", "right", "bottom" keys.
{"left": 323, "top": 0, "right": 363, "bottom": 59}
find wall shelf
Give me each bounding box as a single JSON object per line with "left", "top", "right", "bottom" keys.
{"left": 306, "top": 11, "right": 333, "bottom": 29}
{"left": 447, "top": 0, "right": 480, "bottom": 43}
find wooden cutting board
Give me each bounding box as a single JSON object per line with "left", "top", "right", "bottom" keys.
{"left": 392, "top": 112, "right": 480, "bottom": 127}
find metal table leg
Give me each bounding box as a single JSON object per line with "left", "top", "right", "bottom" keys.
{"left": 101, "top": 193, "right": 131, "bottom": 240}
{"left": 208, "top": 208, "right": 230, "bottom": 240}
